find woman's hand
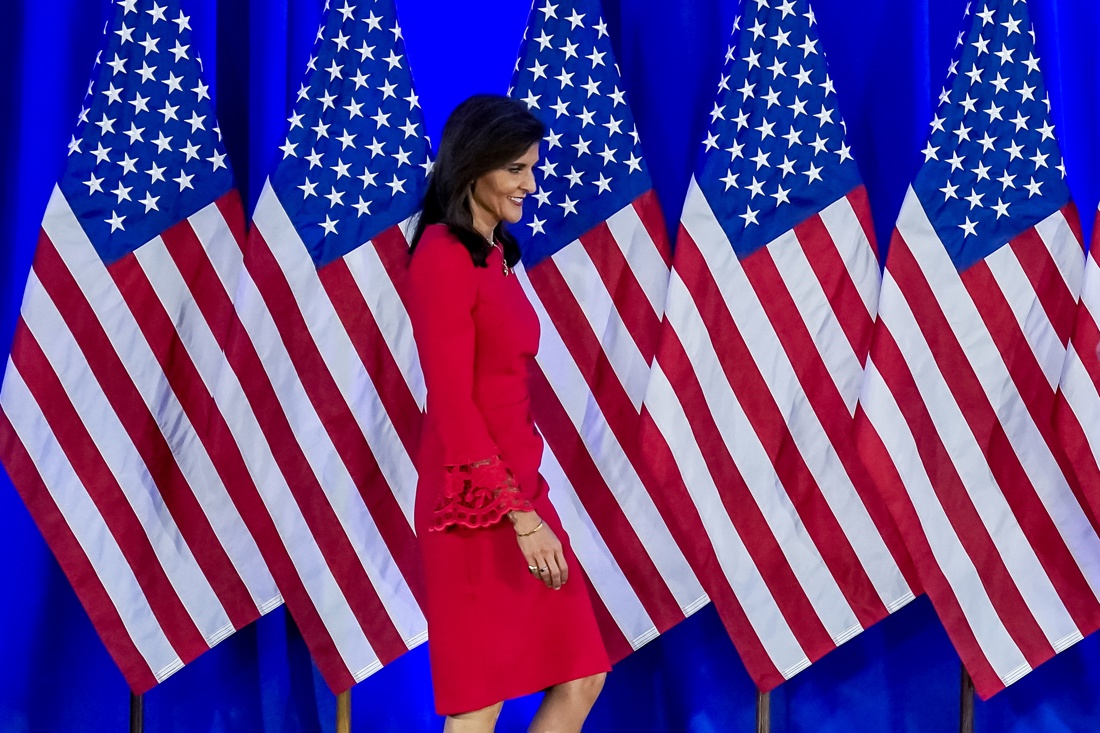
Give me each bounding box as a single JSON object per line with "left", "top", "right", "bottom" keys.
{"left": 511, "top": 511, "right": 568, "bottom": 589}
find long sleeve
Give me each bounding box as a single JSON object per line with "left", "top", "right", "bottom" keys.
{"left": 408, "top": 231, "right": 533, "bottom": 530}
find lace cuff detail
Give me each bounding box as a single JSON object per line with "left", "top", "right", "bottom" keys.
{"left": 431, "top": 456, "right": 533, "bottom": 531}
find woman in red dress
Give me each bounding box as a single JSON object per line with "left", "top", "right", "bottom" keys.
{"left": 407, "top": 95, "right": 611, "bottom": 732}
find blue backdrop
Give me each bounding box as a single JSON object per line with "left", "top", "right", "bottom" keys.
{"left": 1, "top": 0, "right": 1099, "bottom": 730}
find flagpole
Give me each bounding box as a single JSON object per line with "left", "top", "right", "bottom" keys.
{"left": 129, "top": 693, "right": 143, "bottom": 733}
{"left": 959, "top": 666, "right": 975, "bottom": 733}
{"left": 336, "top": 690, "right": 351, "bottom": 733}
{"left": 756, "top": 690, "right": 770, "bottom": 733}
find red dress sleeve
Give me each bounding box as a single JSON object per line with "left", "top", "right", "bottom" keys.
{"left": 408, "top": 231, "right": 534, "bottom": 531}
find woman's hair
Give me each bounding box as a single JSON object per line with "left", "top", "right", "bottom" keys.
{"left": 409, "top": 94, "right": 545, "bottom": 268}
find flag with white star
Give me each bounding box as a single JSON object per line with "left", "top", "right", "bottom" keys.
{"left": 856, "top": 0, "right": 1100, "bottom": 699}
{"left": 238, "top": 0, "right": 430, "bottom": 692}
{"left": 641, "top": 0, "right": 916, "bottom": 692}
{"left": 0, "top": 0, "right": 280, "bottom": 692}
{"left": 508, "top": 0, "right": 708, "bottom": 662}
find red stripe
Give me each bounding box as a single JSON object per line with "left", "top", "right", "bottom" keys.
{"left": 960, "top": 260, "right": 1100, "bottom": 622}
{"left": 882, "top": 232, "right": 1060, "bottom": 666}
{"left": 316, "top": 254, "right": 422, "bottom": 458}
{"left": 0, "top": 402, "right": 160, "bottom": 693}
{"left": 577, "top": 220, "right": 661, "bottom": 361}
{"left": 846, "top": 186, "right": 879, "bottom": 260}
{"left": 1068, "top": 294, "right": 1100, "bottom": 395}
{"left": 370, "top": 224, "right": 416, "bottom": 312}
{"left": 632, "top": 189, "right": 673, "bottom": 267}
{"left": 10, "top": 320, "right": 208, "bottom": 661}
{"left": 1063, "top": 203, "right": 1085, "bottom": 248}
{"left": 736, "top": 243, "right": 888, "bottom": 626}
{"left": 642, "top": 339, "right": 796, "bottom": 690}
{"left": 526, "top": 363, "right": 684, "bottom": 633}
{"left": 794, "top": 211, "right": 875, "bottom": 361}
{"left": 1008, "top": 226, "right": 1078, "bottom": 347}
{"left": 664, "top": 234, "right": 840, "bottom": 660}
{"left": 242, "top": 225, "right": 425, "bottom": 608}
{"left": 853, "top": 398, "right": 1005, "bottom": 699}
{"left": 1054, "top": 397, "right": 1100, "bottom": 533}
{"left": 162, "top": 219, "right": 406, "bottom": 681}
{"left": 104, "top": 214, "right": 348, "bottom": 684}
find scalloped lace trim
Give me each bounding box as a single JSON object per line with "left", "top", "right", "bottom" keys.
{"left": 430, "top": 456, "right": 533, "bottom": 531}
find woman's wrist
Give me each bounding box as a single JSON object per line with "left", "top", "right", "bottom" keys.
{"left": 508, "top": 510, "right": 541, "bottom": 534}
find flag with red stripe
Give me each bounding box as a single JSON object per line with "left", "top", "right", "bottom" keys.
{"left": 1056, "top": 207, "right": 1100, "bottom": 566}
{"left": 855, "top": 0, "right": 1100, "bottom": 698}
{"left": 235, "top": 0, "right": 431, "bottom": 690}
{"left": 640, "top": 0, "right": 918, "bottom": 691}
{"left": 0, "top": 0, "right": 281, "bottom": 691}
{"left": 508, "top": 0, "right": 708, "bottom": 659}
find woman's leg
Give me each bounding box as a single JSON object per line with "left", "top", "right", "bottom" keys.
{"left": 528, "top": 673, "right": 607, "bottom": 733}
{"left": 444, "top": 702, "right": 504, "bottom": 733}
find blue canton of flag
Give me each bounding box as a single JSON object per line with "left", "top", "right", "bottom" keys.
{"left": 912, "top": 0, "right": 1068, "bottom": 272}
{"left": 270, "top": 0, "right": 431, "bottom": 269}
{"left": 697, "top": 0, "right": 861, "bottom": 259}
{"left": 59, "top": 0, "right": 233, "bottom": 265}
{"left": 509, "top": 0, "right": 652, "bottom": 268}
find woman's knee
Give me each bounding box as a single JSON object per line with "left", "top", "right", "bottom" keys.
{"left": 555, "top": 672, "right": 606, "bottom": 705}
{"left": 446, "top": 701, "right": 504, "bottom": 731}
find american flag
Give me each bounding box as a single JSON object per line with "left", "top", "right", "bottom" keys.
{"left": 1057, "top": 208, "right": 1100, "bottom": 526}
{"left": 0, "top": 0, "right": 281, "bottom": 691}
{"left": 855, "top": 0, "right": 1100, "bottom": 698}
{"left": 509, "top": 0, "right": 708, "bottom": 660}
{"left": 639, "top": 0, "right": 917, "bottom": 690}
{"left": 233, "top": 0, "right": 431, "bottom": 690}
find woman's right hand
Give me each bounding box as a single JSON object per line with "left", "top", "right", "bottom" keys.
{"left": 511, "top": 511, "right": 568, "bottom": 590}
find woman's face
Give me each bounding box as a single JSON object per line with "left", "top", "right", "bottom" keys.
{"left": 468, "top": 142, "right": 540, "bottom": 236}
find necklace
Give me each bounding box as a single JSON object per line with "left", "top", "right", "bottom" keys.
{"left": 489, "top": 239, "right": 511, "bottom": 277}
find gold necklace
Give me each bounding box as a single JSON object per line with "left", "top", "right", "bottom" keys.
{"left": 489, "top": 239, "right": 511, "bottom": 277}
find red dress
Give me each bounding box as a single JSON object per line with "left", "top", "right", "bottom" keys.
{"left": 408, "top": 224, "right": 611, "bottom": 716}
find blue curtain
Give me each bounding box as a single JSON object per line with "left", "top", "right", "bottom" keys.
{"left": 1, "top": 0, "right": 1098, "bottom": 730}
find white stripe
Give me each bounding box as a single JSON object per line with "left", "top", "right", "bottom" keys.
{"left": 551, "top": 240, "right": 651, "bottom": 409}
{"left": 983, "top": 244, "right": 1064, "bottom": 387}
{"left": 681, "top": 180, "right": 911, "bottom": 617}
{"left": 1033, "top": 209, "right": 1084, "bottom": 301}
{"left": 645, "top": 360, "right": 811, "bottom": 678}
{"left": 516, "top": 265, "right": 706, "bottom": 612}
{"left": 253, "top": 183, "right": 418, "bottom": 528}
{"left": 1061, "top": 344, "right": 1100, "bottom": 469}
{"left": 766, "top": 227, "right": 865, "bottom": 413}
{"left": 539, "top": 444, "right": 662, "bottom": 648}
{"left": 899, "top": 190, "right": 1100, "bottom": 606}
{"left": 39, "top": 195, "right": 236, "bottom": 643}
{"left": 604, "top": 201, "right": 669, "bottom": 315}
{"left": 1, "top": 364, "right": 186, "bottom": 681}
{"left": 817, "top": 193, "right": 880, "bottom": 318}
{"left": 344, "top": 239, "right": 426, "bottom": 410}
{"left": 660, "top": 265, "right": 864, "bottom": 641}
{"left": 858, "top": 356, "right": 1032, "bottom": 685}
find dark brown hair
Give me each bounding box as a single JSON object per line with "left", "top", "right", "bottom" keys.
{"left": 409, "top": 94, "right": 545, "bottom": 268}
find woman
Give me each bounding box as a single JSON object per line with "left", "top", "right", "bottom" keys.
{"left": 407, "top": 95, "right": 611, "bottom": 732}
